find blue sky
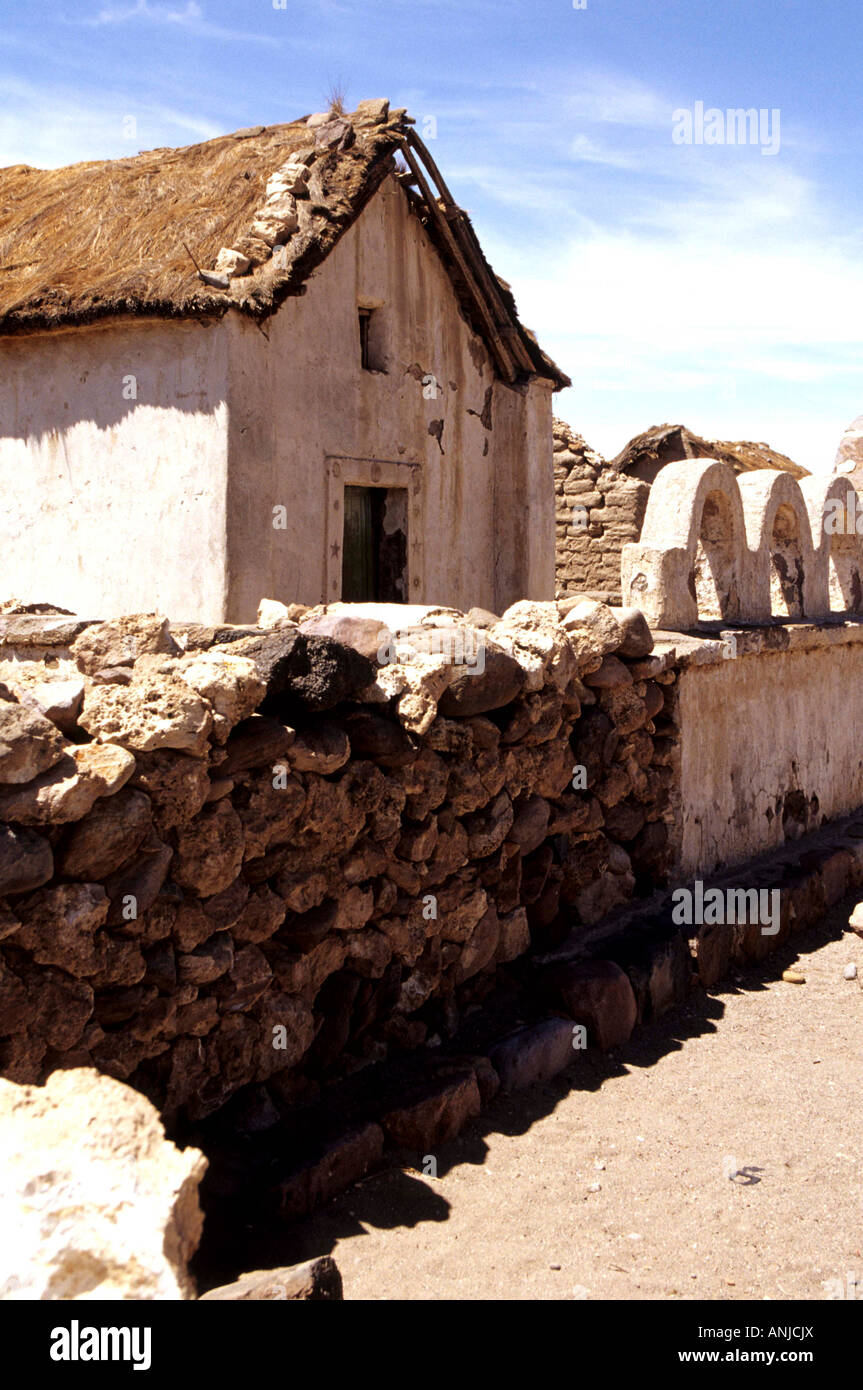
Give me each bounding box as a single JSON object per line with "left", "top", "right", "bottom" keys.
{"left": 3, "top": 0, "right": 862, "bottom": 470}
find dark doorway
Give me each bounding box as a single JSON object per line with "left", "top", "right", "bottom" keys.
{"left": 341, "top": 485, "right": 408, "bottom": 602}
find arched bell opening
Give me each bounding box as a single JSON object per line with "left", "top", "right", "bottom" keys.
{"left": 769, "top": 502, "right": 805, "bottom": 618}
{"left": 693, "top": 489, "right": 741, "bottom": 621}
{"left": 822, "top": 493, "right": 863, "bottom": 614}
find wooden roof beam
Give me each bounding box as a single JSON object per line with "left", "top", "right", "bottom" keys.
{"left": 397, "top": 136, "right": 518, "bottom": 382}
{"left": 405, "top": 130, "right": 535, "bottom": 376}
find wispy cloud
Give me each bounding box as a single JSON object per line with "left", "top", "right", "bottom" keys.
{"left": 511, "top": 203, "right": 863, "bottom": 471}
{"left": 569, "top": 134, "right": 639, "bottom": 170}
{"left": 433, "top": 69, "right": 862, "bottom": 472}
{"left": 0, "top": 76, "right": 223, "bottom": 167}
{"left": 90, "top": 0, "right": 199, "bottom": 20}
{"left": 147, "top": 105, "right": 224, "bottom": 140}
{"left": 562, "top": 73, "right": 672, "bottom": 130}
{"left": 80, "top": 0, "right": 279, "bottom": 45}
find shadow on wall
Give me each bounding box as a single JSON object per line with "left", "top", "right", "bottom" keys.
{"left": 0, "top": 321, "right": 224, "bottom": 444}
{"left": 622, "top": 460, "right": 863, "bottom": 631}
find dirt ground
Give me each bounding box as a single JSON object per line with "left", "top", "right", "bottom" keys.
{"left": 280, "top": 901, "right": 863, "bottom": 1301}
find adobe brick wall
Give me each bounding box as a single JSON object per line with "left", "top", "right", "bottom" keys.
{"left": 554, "top": 418, "right": 649, "bottom": 604}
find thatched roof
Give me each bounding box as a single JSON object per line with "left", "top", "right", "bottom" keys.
{"left": 612, "top": 423, "right": 809, "bottom": 485}
{"left": 0, "top": 101, "right": 567, "bottom": 387}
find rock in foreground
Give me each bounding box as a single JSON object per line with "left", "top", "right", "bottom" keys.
{"left": 0, "top": 1067, "right": 206, "bottom": 1300}
{"left": 200, "top": 1256, "right": 343, "bottom": 1301}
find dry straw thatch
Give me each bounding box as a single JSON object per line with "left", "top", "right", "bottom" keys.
{"left": 0, "top": 102, "right": 567, "bottom": 389}
{"left": 0, "top": 115, "right": 400, "bottom": 334}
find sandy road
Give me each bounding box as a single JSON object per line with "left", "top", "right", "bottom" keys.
{"left": 270, "top": 901, "right": 863, "bottom": 1301}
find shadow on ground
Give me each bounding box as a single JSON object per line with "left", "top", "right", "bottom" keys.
{"left": 192, "top": 898, "right": 853, "bottom": 1289}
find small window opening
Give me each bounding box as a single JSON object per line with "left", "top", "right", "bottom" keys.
{"left": 358, "top": 306, "right": 386, "bottom": 372}
{"left": 358, "top": 308, "right": 373, "bottom": 370}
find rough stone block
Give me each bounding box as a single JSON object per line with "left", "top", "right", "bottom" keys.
{"left": 546, "top": 959, "right": 637, "bottom": 1049}
{"left": 279, "top": 1123, "right": 385, "bottom": 1221}
{"left": 490, "top": 1018, "right": 577, "bottom": 1091}
{"left": 381, "top": 1070, "right": 481, "bottom": 1150}
{"left": 201, "top": 1256, "right": 343, "bottom": 1301}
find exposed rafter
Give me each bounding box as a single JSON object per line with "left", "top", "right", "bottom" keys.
{"left": 395, "top": 128, "right": 563, "bottom": 386}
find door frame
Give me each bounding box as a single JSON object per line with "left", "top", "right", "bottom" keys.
{"left": 324, "top": 454, "right": 424, "bottom": 603}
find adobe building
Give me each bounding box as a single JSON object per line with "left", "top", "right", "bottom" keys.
{"left": 0, "top": 100, "right": 567, "bottom": 623}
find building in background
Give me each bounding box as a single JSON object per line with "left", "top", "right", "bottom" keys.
{"left": 0, "top": 101, "right": 567, "bottom": 623}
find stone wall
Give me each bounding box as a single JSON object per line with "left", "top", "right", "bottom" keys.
{"left": 554, "top": 418, "right": 649, "bottom": 605}
{"left": 0, "top": 600, "right": 677, "bottom": 1122}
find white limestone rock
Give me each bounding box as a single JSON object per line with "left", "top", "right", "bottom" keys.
{"left": 395, "top": 652, "right": 455, "bottom": 736}
{"left": 214, "top": 247, "right": 252, "bottom": 278}
{"left": 560, "top": 597, "right": 624, "bottom": 667}
{"left": 79, "top": 670, "right": 213, "bottom": 756}
{"left": 257, "top": 598, "right": 303, "bottom": 628}
{"left": 265, "top": 159, "right": 310, "bottom": 198}
{"left": 177, "top": 652, "right": 265, "bottom": 742}
{"left": 250, "top": 194, "right": 299, "bottom": 248}
{"left": 0, "top": 1068, "right": 206, "bottom": 1300}
{"left": 491, "top": 600, "right": 577, "bottom": 692}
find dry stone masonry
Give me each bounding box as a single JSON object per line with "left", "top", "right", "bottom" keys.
{"left": 5, "top": 598, "right": 863, "bottom": 1235}
{"left": 200, "top": 98, "right": 403, "bottom": 298}
{"left": 0, "top": 600, "right": 677, "bottom": 1123}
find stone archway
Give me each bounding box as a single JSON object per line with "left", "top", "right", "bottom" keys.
{"left": 737, "top": 471, "right": 817, "bottom": 623}
{"left": 621, "top": 459, "right": 745, "bottom": 630}
{"left": 799, "top": 474, "right": 863, "bottom": 620}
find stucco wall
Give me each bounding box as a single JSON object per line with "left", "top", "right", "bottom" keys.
{"left": 0, "top": 319, "right": 229, "bottom": 621}
{"left": 224, "top": 175, "right": 555, "bottom": 623}
{"left": 0, "top": 178, "right": 554, "bottom": 625}
{"left": 675, "top": 626, "right": 863, "bottom": 877}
